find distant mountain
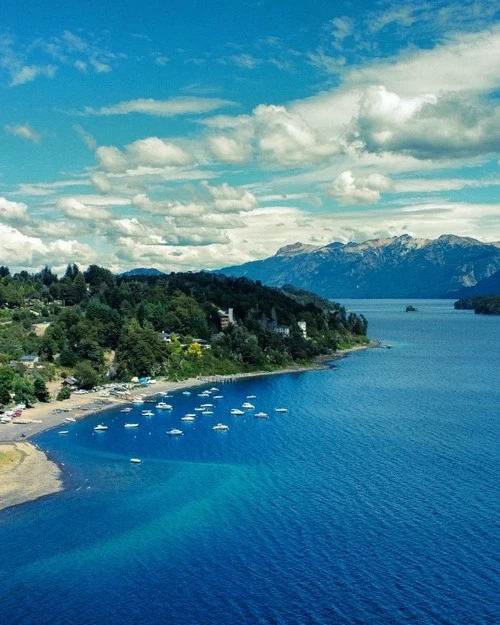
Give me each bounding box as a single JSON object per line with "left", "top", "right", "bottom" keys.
{"left": 118, "top": 267, "right": 165, "bottom": 278}
{"left": 217, "top": 234, "right": 500, "bottom": 298}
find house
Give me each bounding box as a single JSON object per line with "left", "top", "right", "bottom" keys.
{"left": 298, "top": 321, "right": 307, "bottom": 338}
{"left": 159, "top": 331, "right": 173, "bottom": 342}
{"left": 192, "top": 338, "right": 211, "bottom": 350}
{"left": 19, "top": 354, "right": 39, "bottom": 368}
{"left": 218, "top": 308, "right": 234, "bottom": 329}
{"left": 61, "top": 376, "right": 78, "bottom": 387}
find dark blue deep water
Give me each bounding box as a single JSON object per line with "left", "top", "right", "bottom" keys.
{"left": 1, "top": 300, "right": 499, "bottom": 624}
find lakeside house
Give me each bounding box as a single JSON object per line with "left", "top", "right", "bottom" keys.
{"left": 218, "top": 308, "right": 234, "bottom": 329}
{"left": 19, "top": 354, "right": 40, "bottom": 368}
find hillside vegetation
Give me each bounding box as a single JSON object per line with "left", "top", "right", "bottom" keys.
{"left": 0, "top": 264, "right": 368, "bottom": 407}
{"left": 454, "top": 295, "right": 500, "bottom": 315}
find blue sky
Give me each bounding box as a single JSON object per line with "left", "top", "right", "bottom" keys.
{"left": 1, "top": 0, "right": 499, "bottom": 273}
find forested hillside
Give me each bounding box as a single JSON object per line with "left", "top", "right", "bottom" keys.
{"left": 0, "top": 264, "right": 368, "bottom": 407}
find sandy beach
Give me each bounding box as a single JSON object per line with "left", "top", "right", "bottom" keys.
{"left": 0, "top": 442, "right": 63, "bottom": 512}
{"left": 0, "top": 343, "right": 376, "bottom": 512}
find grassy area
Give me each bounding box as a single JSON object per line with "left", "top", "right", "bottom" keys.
{"left": 0, "top": 447, "right": 23, "bottom": 472}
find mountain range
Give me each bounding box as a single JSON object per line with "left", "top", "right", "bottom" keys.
{"left": 217, "top": 234, "right": 500, "bottom": 299}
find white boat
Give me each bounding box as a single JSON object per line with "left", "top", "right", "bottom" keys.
{"left": 212, "top": 423, "right": 229, "bottom": 431}
{"left": 156, "top": 402, "right": 173, "bottom": 410}
{"left": 202, "top": 410, "right": 213, "bottom": 415}
{"left": 130, "top": 458, "right": 142, "bottom": 464}
{"left": 254, "top": 412, "right": 268, "bottom": 418}
{"left": 180, "top": 415, "right": 195, "bottom": 422}
{"left": 121, "top": 407, "right": 133, "bottom": 413}
{"left": 231, "top": 408, "right": 244, "bottom": 415}
{"left": 194, "top": 407, "right": 205, "bottom": 411}
{"left": 247, "top": 395, "right": 256, "bottom": 399}
{"left": 242, "top": 402, "right": 255, "bottom": 409}
{"left": 58, "top": 430, "right": 69, "bottom": 434}
{"left": 124, "top": 423, "right": 139, "bottom": 428}
{"left": 132, "top": 397, "right": 144, "bottom": 404}
{"left": 198, "top": 391, "right": 210, "bottom": 396}
{"left": 182, "top": 391, "right": 191, "bottom": 395}
{"left": 94, "top": 424, "right": 108, "bottom": 431}
{"left": 167, "top": 428, "right": 183, "bottom": 436}
{"left": 201, "top": 403, "right": 213, "bottom": 407}
{"left": 213, "top": 395, "right": 223, "bottom": 399}
{"left": 275, "top": 407, "right": 288, "bottom": 412}
{"left": 65, "top": 417, "right": 76, "bottom": 422}
{"left": 210, "top": 387, "right": 219, "bottom": 392}
{"left": 142, "top": 410, "right": 155, "bottom": 417}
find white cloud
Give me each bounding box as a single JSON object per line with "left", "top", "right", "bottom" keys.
{"left": 90, "top": 172, "right": 112, "bottom": 194}
{"left": 96, "top": 138, "right": 194, "bottom": 173}
{"left": 0, "top": 197, "right": 29, "bottom": 221}
{"left": 85, "top": 97, "right": 234, "bottom": 117}
{"left": 73, "top": 124, "right": 97, "bottom": 150}
{"left": 253, "top": 104, "right": 339, "bottom": 166}
{"left": 207, "top": 135, "right": 252, "bottom": 163}
{"left": 132, "top": 194, "right": 205, "bottom": 217}
{"left": 57, "top": 197, "right": 114, "bottom": 220}
{"left": 354, "top": 86, "right": 500, "bottom": 159}
{"left": 126, "top": 137, "right": 193, "bottom": 168}
{"left": 4, "top": 123, "right": 41, "bottom": 143}
{"left": 0, "top": 223, "right": 97, "bottom": 269}
{"left": 329, "top": 170, "right": 392, "bottom": 204}
{"left": 203, "top": 182, "right": 258, "bottom": 212}
{"left": 10, "top": 64, "right": 57, "bottom": 86}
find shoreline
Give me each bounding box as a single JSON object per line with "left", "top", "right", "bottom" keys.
{"left": 0, "top": 341, "right": 377, "bottom": 512}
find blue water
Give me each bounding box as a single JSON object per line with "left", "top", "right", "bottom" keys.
{"left": 1, "top": 300, "right": 499, "bottom": 624}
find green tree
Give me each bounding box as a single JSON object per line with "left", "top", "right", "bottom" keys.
{"left": 74, "top": 360, "right": 100, "bottom": 389}
{"left": 56, "top": 386, "right": 72, "bottom": 401}
{"left": 12, "top": 377, "right": 35, "bottom": 408}
{"left": 0, "top": 366, "right": 15, "bottom": 405}
{"left": 34, "top": 377, "right": 51, "bottom": 402}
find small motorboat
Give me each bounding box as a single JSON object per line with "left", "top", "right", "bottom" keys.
{"left": 121, "top": 407, "right": 133, "bottom": 413}
{"left": 142, "top": 410, "right": 155, "bottom": 417}
{"left": 58, "top": 430, "right": 69, "bottom": 434}
{"left": 156, "top": 402, "right": 173, "bottom": 410}
{"left": 130, "top": 458, "right": 142, "bottom": 464}
{"left": 212, "top": 423, "right": 229, "bottom": 431}
{"left": 94, "top": 424, "right": 108, "bottom": 431}
{"left": 124, "top": 423, "right": 139, "bottom": 428}
{"left": 254, "top": 412, "right": 268, "bottom": 419}
{"left": 182, "top": 391, "right": 191, "bottom": 395}
{"left": 242, "top": 402, "right": 255, "bottom": 409}
{"left": 213, "top": 395, "right": 223, "bottom": 399}
{"left": 167, "top": 429, "right": 183, "bottom": 436}
{"left": 180, "top": 415, "right": 195, "bottom": 422}
{"left": 247, "top": 395, "right": 257, "bottom": 399}
{"left": 231, "top": 408, "right": 244, "bottom": 415}
{"left": 275, "top": 407, "right": 288, "bottom": 413}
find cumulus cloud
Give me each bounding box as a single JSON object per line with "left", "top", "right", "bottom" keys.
{"left": 329, "top": 170, "right": 392, "bottom": 204}
{"left": 4, "top": 123, "right": 41, "bottom": 143}
{"left": 207, "top": 135, "right": 252, "bottom": 163}
{"left": 354, "top": 86, "right": 500, "bottom": 159}
{"left": 253, "top": 104, "right": 339, "bottom": 166}
{"left": 96, "top": 137, "right": 194, "bottom": 173}
{"left": 0, "top": 197, "right": 29, "bottom": 221}
{"left": 91, "top": 172, "right": 112, "bottom": 194}
{"left": 57, "top": 197, "right": 114, "bottom": 220}
{"left": 85, "top": 97, "right": 234, "bottom": 117}
{"left": 132, "top": 194, "right": 205, "bottom": 217}
{"left": 0, "top": 223, "right": 97, "bottom": 269}
{"left": 202, "top": 182, "right": 258, "bottom": 212}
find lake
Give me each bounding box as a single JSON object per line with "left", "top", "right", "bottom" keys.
{"left": 0, "top": 299, "right": 498, "bottom": 624}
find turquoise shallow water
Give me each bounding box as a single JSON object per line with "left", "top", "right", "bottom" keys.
{"left": 0, "top": 300, "right": 499, "bottom": 624}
